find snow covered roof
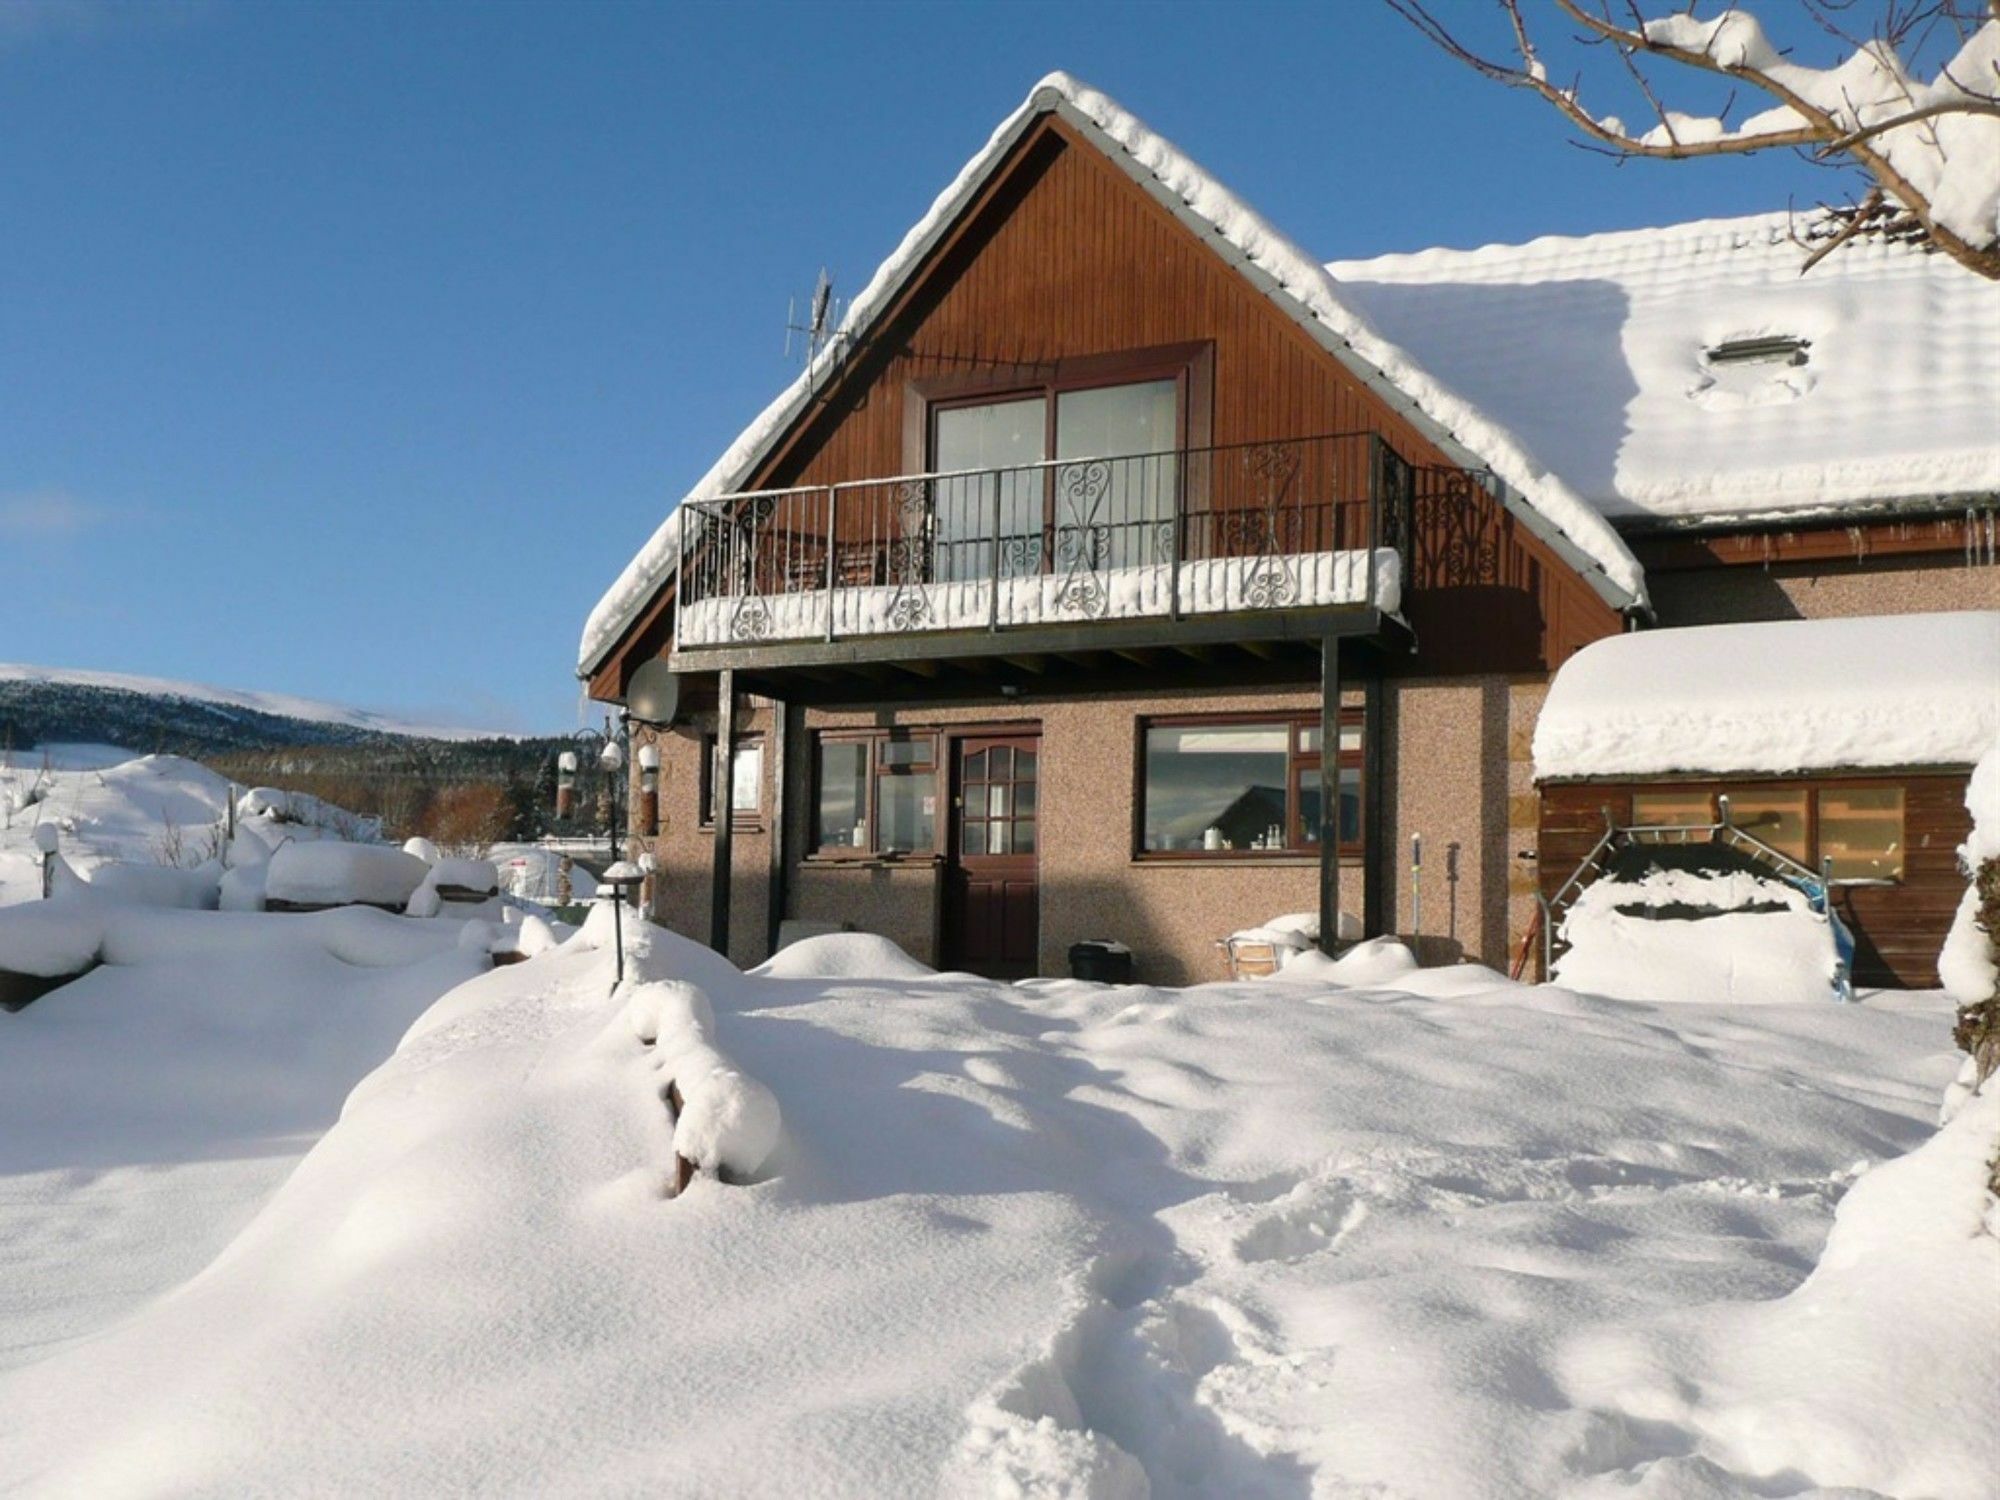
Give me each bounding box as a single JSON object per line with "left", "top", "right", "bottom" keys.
{"left": 1329, "top": 214, "right": 2000, "bottom": 529}
{"left": 579, "top": 72, "right": 1651, "bottom": 679}
{"left": 1534, "top": 610, "right": 2000, "bottom": 781}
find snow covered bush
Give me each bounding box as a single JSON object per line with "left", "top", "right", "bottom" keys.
{"left": 1942, "top": 739, "right": 2000, "bottom": 1125}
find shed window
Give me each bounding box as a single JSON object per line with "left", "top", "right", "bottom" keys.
{"left": 1620, "top": 782, "right": 1908, "bottom": 882}
{"left": 1631, "top": 789, "right": 1720, "bottom": 829}
{"left": 1818, "top": 787, "right": 1905, "bottom": 881}
{"left": 1724, "top": 789, "right": 1810, "bottom": 863}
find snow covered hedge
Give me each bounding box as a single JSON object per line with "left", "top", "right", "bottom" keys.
{"left": 626, "top": 977, "right": 781, "bottom": 1192}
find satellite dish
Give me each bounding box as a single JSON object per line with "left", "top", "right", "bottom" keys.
{"left": 626, "top": 659, "right": 683, "bottom": 727}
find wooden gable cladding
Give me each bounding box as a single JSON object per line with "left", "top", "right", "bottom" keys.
{"left": 1403, "top": 467, "right": 1622, "bottom": 675}
{"left": 748, "top": 116, "right": 1441, "bottom": 489}
{"left": 590, "top": 109, "right": 1625, "bottom": 697}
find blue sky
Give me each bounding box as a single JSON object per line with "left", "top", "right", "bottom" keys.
{"left": 2, "top": 0, "right": 1856, "bottom": 733}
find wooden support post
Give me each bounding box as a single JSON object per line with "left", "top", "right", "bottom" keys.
{"left": 765, "top": 697, "right": 789, "bottom": 961}
{"left": 1319, "top": 638, "right": 1340, "bottom": 956}
{"left": 710, "top": 669, "right": 736, "bottom": 957}
{"left": 1363, "top": 674, "right": 1386, "bottom": 939}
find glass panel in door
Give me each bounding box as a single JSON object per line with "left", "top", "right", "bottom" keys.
{"left": 1055, "top": 380, "right": 1179, "bottom": 570}
{"left": 932, "top": 397, "right": 1047, "bottom": 581}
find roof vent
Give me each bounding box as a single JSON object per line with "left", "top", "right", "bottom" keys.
{"left": 1704, "top": 334, "right": 1810, "bottom": 368}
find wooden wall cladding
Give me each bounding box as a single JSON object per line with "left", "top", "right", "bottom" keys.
{"left": 1539, "top": 773, "right": 1972, "bottom": 988}
{"left": 595, "top": 111, "right": 1626, "bottom": 693}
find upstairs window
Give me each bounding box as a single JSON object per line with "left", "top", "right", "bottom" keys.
{"left": 928, "top": 364, "right": 1187, "bottom": 580}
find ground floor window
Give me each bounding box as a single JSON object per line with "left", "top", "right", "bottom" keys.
{"left": 811, "top": 731, "right": 939, "bottom": 856}
{"left": 1628, "top": 782, "right": 1906, "bottom": 881}
{"left": 699, "top": 735, "right": 763, "bottom": 829}
{"left": 1139, "top": 713, "right": 1362, "bottom": 856}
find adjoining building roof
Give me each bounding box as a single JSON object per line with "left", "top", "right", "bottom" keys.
{"left": 1533, "top": 610, "right": 2000, "bottom": 781}
{"left": 1330, "top": 215, "right": 2000, "bottom": 531}
{"left": 578, "top": 72, "right": 1653, "bottom": 680}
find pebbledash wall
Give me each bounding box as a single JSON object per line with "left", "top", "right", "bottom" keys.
{"left": 1647, "top": 557, "right": 1998, "bottom": 626}
{"left": 628, "top": 675, "right": 1548, "bottom": 984}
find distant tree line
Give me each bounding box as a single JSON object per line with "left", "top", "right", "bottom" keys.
{"left": 2, "top": 678, "right": 574, "bottom": 850}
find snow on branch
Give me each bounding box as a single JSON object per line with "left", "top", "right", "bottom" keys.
{"left": 1387, "top": 0, "right": 2000, "bottom": 279}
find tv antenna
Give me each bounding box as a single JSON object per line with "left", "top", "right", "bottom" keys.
{"left": 785, "top": 267, "right": 845, "bottom": 366}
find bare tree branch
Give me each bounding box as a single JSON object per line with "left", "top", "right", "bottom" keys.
{"left": 1389, "top": 0, "right": 2000, "bottom": 279}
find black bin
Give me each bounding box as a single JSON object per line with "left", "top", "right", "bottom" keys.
{"left": 1068, "top": 940, "right": 1133, "bottom": 984}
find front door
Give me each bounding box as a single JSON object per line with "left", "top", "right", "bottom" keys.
{"left": 943, "top": 734, "right": 1041, "bottom": 977}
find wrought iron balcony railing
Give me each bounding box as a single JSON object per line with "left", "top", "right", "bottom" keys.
{"left": 673, "top": 431, "right": 1412, "bottom": 649}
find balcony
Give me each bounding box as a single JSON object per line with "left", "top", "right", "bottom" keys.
{"left": 672, "top": 432, "right": 1412, "bottom": 659}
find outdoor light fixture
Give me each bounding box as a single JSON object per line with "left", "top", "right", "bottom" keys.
{"left": 555, "top": 749, "right": 579, "bottom": 821}
{"left": 636, "top": 743, "right": 662, "bottom": 836}
{"left": 550, "top": 716, "right": 633, "bottom": 866}
{"left": 598, "top": 859, "right": 646, "bottom": 988}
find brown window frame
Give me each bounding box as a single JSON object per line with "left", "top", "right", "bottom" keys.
{"left": 906, "top": 343, "right": 1214, "bottom": 474}
{"left": 1626, "top": 778, "right": 1909, "bottom": 885}
{"left": 1134, "top": 710, "right": 1365, "bottom": 862}
{"left": 697, "top": 732, "right": 765, "bottom": 833}
{"left": 807, "top": 729, "right": 943, "bottom": 860}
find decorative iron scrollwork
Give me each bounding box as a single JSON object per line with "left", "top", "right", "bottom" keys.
{"left": 1051, "top": 459, "right": 1111, "bottom": 618}
{"left": 882, "top": 479, "right": 935, "bottom": 632}
{"left": 1234, "top": 443, "right": 1303, "bottom": 609}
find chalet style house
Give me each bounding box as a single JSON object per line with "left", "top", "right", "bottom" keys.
{"left": 579, "top": 73, "right": 1999, "bottom": 987}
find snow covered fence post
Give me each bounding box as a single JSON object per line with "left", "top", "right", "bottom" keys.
{"left": 624, "top": 978, "right": 781, "bottom": 1195}
{"left": 32, "top": 823, "right": 58, "bottom": 900}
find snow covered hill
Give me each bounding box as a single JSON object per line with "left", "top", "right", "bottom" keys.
{"left": 0, "top": 663, "right": 503, "bottom": 753}
{"left": 0, "top": 913, "right": 1989, "bottom": 1499}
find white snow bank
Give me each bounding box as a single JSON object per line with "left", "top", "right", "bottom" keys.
{"left": 82, "top": 859, "right": 221, "bottom": 911}
{"left": 753, "top": 930, "right": 936, "bottom": 980}
{"left": 238, "top": 785, "right": 377, "bottom": 841}
{"left": 0, "top": 920, "right": 1972, "bottom": 1496}
{"left": 1536, "top": 611, "right": 2000, "bottom": 779}
{"left": 670, "top": 1057, "right": 782, "bottom": 1181}
{"left": 264, "top": 842, "right": 429, "bottom": 910}
{"left": 579, "top": 71, "right": 1644, "bottom": 674}
{"left": 1940, "top": 736, "right": 2000, "bottom": 1005}
{"left": 1276, "top": 934, "right": 1419, "bottom": 986}
{"left": 0, "top": 902, "right": 104, "bottom": 978}
{"left": 0, "top": 906, "right": 479, "bottom": 1372}
{"left": 1561, "top": 1078, "right": 1999, "bottom": 1500}
{"left": 1558, "top": 903, "right": 1839, "bottom": 1007}
{"left": 625, "top": 978, "right": 716, "bottom": 1047}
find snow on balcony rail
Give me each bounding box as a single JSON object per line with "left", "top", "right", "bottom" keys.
{"left": 672, "top": 432, "right": 1409, "bottom": 649}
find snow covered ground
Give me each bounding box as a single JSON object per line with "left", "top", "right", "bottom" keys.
{"left": 0, "top": 912, "right": 1988, "bottom": 1499}
{"left": 0, "top": 908, "right": 482, "bottom": 1377}
{"left": 0, "top": 747, "right": 235, "bottom": 905}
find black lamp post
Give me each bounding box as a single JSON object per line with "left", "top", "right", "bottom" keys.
{"left": 551, "top": 715, "right": 630, "bottom": 869}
